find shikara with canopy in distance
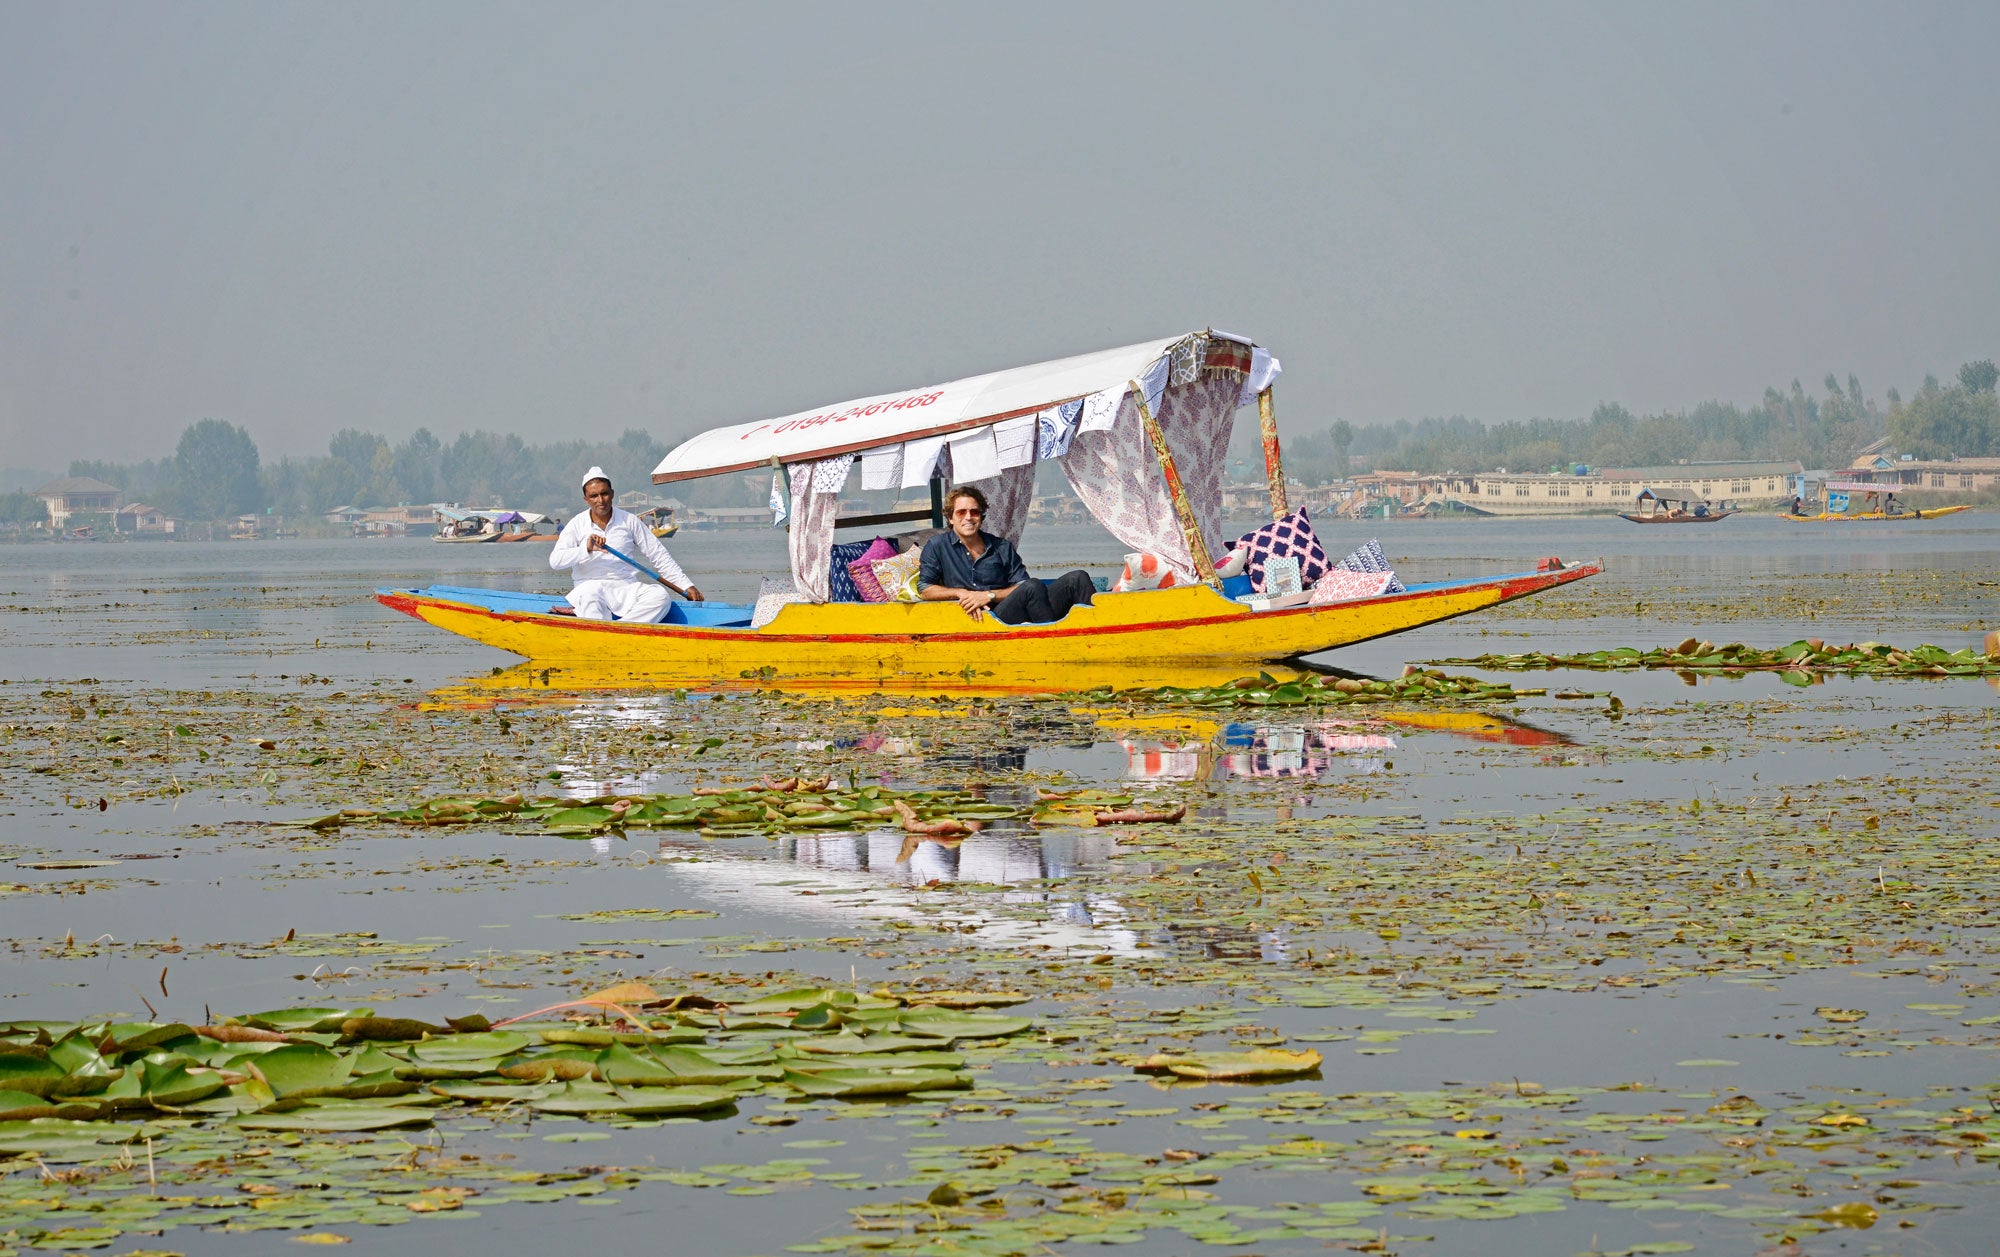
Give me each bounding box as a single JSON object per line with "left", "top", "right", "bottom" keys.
{"left": 378, "top": 330, "right": 1599, "bottom": 683}
{"left": 1784, "top": 480, "right": 1972, "bottom": 523}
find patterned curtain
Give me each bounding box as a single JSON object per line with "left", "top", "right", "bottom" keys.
{"left": 786, "top": 462, "right": 844, "bottom": 602}
{"left": 963, "top": 461, "right": 1037, "bottom": 544}
{"left": 1059, "top": 369, "right": 1241, "bottom": 580}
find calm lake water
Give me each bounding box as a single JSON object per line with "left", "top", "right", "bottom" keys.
{"left": 1, "top": 514, "right": 1997, "bottom": 1256}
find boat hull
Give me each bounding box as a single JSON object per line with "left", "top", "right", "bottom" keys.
{"left": 376, "top": 562, "right": 1600, "bottom": 681}
{"left": 1618, "top": 511, "right": 1737, "bottom": 524}
{"left": 1784, "top": 505, "right": 1970, "bottom": 522}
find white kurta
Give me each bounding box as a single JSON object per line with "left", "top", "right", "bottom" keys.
{"left": 549, "top": 507, "right": 692, "bottom": 622}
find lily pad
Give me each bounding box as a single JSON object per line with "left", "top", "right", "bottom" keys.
{"left": 1134, "top": 1049, "right": 1323, "bottom": 1080}
{"left": 527, "top": 1082, "right": 739, "bottom": 1117}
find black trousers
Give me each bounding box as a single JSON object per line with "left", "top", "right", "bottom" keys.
{"left": 991, "top": 570, "right": 1096, "bottom": 625}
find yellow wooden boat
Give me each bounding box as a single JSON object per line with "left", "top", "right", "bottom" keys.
{"left": 379, "top": 561, "right": 1597, "bottom": 682}
{"left": 380, "top": 330, "right": 1600, "bottom": 679}
{"left": 1785, "top": 504, "right": 1970, "bottom": 522}
{"left": 1785, "top": 480, "right": 1971, "bottom": 522}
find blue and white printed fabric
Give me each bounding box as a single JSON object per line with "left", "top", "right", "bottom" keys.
{"left": 1037, "top": 400, "right": 1083, "bottom": 460}
{"left": 811, "top": 452, "right": 855, "bottom": 495}
{"left": 1334, "top": 539, "right": 1406, "bottom": 593}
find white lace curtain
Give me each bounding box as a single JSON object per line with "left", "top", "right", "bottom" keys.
{"left": 1060, "top": 371, "right": 1239, "bottom": 581}
{"left": 784, "top": 366, "right": 1241, "bottom": 598}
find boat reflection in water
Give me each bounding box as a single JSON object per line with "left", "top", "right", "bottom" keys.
{"left": 1103, "top": 712, "right": 1398, "bottom": 781}
{"left": 424, "top": 661, "right": 1567, "bottom": 954}
{"left": 648, "top": 819, "right": 1144, "bottom": 954}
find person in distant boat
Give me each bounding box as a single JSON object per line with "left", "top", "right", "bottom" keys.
{"left": 1789, "top": 495, "right": 1804, "bottom": 515}
{"left": 551, "top": 467, "right": 703, "bottom": 621}
{"left": 1884, "top": 493, "right": 1905, "bottom": 515}
{"left": 1693, "top": 500, "right": 1710, "bottom": 517}
{"left": 918, "top": 485, "right": 1095, "bottom": 625}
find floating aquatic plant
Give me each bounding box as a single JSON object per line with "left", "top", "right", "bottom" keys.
{"left": 1430, "top": 638, "right": 2000, "bottom": 676}
{"left": 1068, "top": 669, "right": 1540, "bottom": 707}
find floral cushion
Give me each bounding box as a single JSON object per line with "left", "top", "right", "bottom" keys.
{"left": 837, "top": 537, "right": 898, "bottom": 603}
{"left": 871, "top": 548, "right": 925, "bottom": 603}
{"left": 1333, "top": 539, "right": 1406, "bottom": 592}
{"left": 1230, "top": 508, "right": 1329, "bottom": 593}
{"left": 1112, "top": 552, "right": 1182, "bottom": 593}
{"left": 750, "top": 576, "right": 809, "bottom": 629}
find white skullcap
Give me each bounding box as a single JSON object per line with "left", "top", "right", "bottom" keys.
{"left": 581, "top": 466, "right": 610, "bottom": 489}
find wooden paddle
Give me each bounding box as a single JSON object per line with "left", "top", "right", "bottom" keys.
{"left": 598, "top": 541, "right": 693, "bottom": 599}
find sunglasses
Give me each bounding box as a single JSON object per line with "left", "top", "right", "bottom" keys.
{"left": 952, "top": 508, "right": 984, "bottom": 518}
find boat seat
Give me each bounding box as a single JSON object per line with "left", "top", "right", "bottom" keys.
{"left": 663, "top": 601, "right": 753, "bottom": 628}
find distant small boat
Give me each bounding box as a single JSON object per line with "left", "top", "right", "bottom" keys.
{"left": 643, "top": 505, "right": 679, "bottom": 538}
{"left": 434, "top": 507, "right": 555, "bottom": 542}
{"left": 1620, "top": 489, "right": 1735, "bottom": 524}
{"left": 1784, "top": 481, "right": 1971, "bottom": 523}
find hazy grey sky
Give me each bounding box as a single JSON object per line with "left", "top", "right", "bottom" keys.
{"left": 4, "top": 0, "right": 1996, "bottom": 469}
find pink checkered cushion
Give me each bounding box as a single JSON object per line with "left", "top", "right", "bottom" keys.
{"left": 844, "top": 538, "right": 899, "bottom": 603}
{"left": 1231, "top": 508, "right": 1329, "bottom": 593}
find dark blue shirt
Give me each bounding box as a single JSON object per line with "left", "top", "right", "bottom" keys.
{"left": 919, "top": 530, "right": 1030, "bottom": 592}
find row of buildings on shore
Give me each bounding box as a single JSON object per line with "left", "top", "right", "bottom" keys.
{"left": 1305, "top": 452, "right": 2000, "bottom": 518}
{"left": 19, "top": 451, "right": 1999, "bottom": 537}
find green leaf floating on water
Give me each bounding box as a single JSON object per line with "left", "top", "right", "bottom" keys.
{"left": 1134, "top": 1049, "right": 1323, "bottom": 1080}
{"left": 894, "top": 1008, "right": 1033, "bottom": 1040}
{"left": 239, "top": 1006, "right": 373, "bottom": 1034}
{"left": 247, "top": 1043, "right": 351, "bottom": 1097}
{"left": 0, "top": 1117, "right": 146, "bottom": 1154}
{"left": 0, "top": 1089, "right": 105, "bottom": 1121}
{"left": 233, "top": 1098, "right": 443, "bottom": 1132}
{"left": 402, "top": 1031, "right": 532, "bottom": 1061}
{"left": 528, "top": 1081, "right": 739, "bottom": 1117}
{"left": 1811, "top": 1202, "right": 1881, "bottom": 1229}
{"left": 0, "top": 1053, "right": 70, "bottom": 1098}
{"left": 780, "top": 1068, "right": 971, "bottom": 1098}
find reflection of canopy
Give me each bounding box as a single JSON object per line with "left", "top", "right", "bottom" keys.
{"left": 648, "top": 331, "right": 1281, "bottom": 601}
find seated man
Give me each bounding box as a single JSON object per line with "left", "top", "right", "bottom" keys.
{"left": 550, "top": 466, "right": 703, "bottom": 621}
{"left": 918, "top": 485, "right": 1095, "bottom": 625}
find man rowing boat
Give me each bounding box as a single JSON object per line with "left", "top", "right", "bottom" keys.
{"left": 550, "top": 466, "right": 703, "bottom": 620}
{"left": 917, "top": 484, "right": 1095, "bottom": 624}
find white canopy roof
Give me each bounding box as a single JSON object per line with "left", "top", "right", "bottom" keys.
{"left": 651, "top": 331, "right": 1262, "bottom": 483}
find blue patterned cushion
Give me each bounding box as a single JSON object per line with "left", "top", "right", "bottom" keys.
{"left": 1334, "top": 539, "right": 1406, "bottom": 592}
{"left": 1231, "top": 508, "right": 1329, "bottom": 592}
{"left": 829, "top": 539, "right": 875, "bottom": 603}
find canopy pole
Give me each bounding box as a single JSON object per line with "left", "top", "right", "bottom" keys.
{"left": 1132, "top": 380, "right": 1222, "bottom": 591}
{"left": 1257, "top": 387, "right": 1288, "bottom": 519}
{"left": 929, "top": 477, "right": 945, "bottom": 529}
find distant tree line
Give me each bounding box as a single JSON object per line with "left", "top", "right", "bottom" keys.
{"left": 65, "top": 424, "right": 764, "bottom": 523}
{"left": 1278, "top": 359, "right": 1996, "bottom": 482}
{"left": 43, "top": 357, "right": 2000, "bottom": 522}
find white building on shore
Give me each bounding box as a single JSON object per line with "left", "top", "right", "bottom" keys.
{"left": 1346, "top": 461, "right": 1803, "bottom": 517}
